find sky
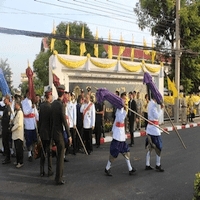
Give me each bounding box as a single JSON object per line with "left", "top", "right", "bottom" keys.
{"left": 0, "top": 0, "right": 151, "bottom": 88}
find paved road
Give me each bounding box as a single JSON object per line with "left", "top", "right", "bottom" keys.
{"left": 0, "top": 126, "right": 199, "bottom": 200}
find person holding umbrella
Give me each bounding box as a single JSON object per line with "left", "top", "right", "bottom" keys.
{"left": 105, "top": 92, "right": 136, "bottom": 176}
{"left": 145, "top": 93, "right": 164, "bottom": 172}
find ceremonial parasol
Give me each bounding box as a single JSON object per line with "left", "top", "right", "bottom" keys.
{"left": 96, "top": 88, "right": 170, "bottom": 135}
{"left": 0, "top": 68, "right": 10, "bottom": 96}
{"left": 52, "top": 72, "right": 60, "bottom": 88}
{"left": 143, "top": 72, "right": 186, "bottom": 149}
{"left": 26, "top": 66, "right": 36, "bottom": 103}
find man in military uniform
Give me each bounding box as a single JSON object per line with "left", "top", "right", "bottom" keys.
{"left": 38, "top": 88, "right": 54, "bottom": 177}
{"left": 135, "top": 92, "right": 143, "bottom": 130}
{"left": 128, "top": 91, "right": 137, "bottom": 146}
{"left": 51, "top": 85, "right": 72, "bottom": 185}
{"left": 0, "top": 95, "right": 12, "bottom": 164}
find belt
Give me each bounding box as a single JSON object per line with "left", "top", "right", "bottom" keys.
{"left": 115, "top": 122, "right": 124, "bottom": 127}
{"left": 148, "top": 120, "right": 159, "bottom": 125}
{"left": 24, "top": 113, "right": 35, "bottom": 118}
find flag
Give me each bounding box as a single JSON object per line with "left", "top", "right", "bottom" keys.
{"left": 167, "top": 76, "right": 178, "bottom": 98}
{"left": 80, "top": 25, "right": 86, "bottom": 56}
{"left": 65, "top": 24, "right": 70, "bottom": 55}
{"left": 107, "top": 31, "right": 113, "bottom": 59}
{"left": 152, "top": 39, "right": 156, "bottom": 64}
{"left": 118, "top": 34, "right": 125, "bottom": 59}
{"left": 0, "top": 68, "right": 10, "bottom": 96}
{"left": 94, "top": 28, "right": 98, "bottom": 58}
{"left": 131, "top": 36, "right": 134, "bottom": 61}
{"left": 50, "top": 22, "right": 56, "bottom": 52}
{"left": 143, "top": 37, "right": 150, "bottom": 55}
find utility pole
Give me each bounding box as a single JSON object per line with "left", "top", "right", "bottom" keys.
{"left": 174, "top": 0, "right": 181, "bottom": 123}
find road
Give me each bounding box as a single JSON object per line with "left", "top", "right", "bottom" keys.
{"left": 0, "top": 127, "right": 199, "bottom": 200}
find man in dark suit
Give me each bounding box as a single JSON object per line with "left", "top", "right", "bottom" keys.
{"left": 51, "top": 85, "right": 72, "bottom": 185}
{"left": 38, "top": 88, "right": 53, "bottom": 177}
{"left": 128, "top": 91, "right": 137, "bottom": 147}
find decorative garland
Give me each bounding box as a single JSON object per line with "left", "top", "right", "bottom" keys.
{"left": 90, "top": 57, "right": 117, "bottom": 68}
{"left": 120, "top": 61, "right": 142, "bottom": 72}
{"left": 144, "top": 64, "right": 161, "bottom": 73}
{"left": 53, "top": 50, "right": 87, "bottom": 69}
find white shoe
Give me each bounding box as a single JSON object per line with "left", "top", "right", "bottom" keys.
{"left": 16, "top": 163, "right": 24, "bottom": 168}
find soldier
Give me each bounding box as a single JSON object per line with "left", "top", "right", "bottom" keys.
{"left": 38, "top": 88, "right": 54, "bottom": 177}
{"left": 66, "top": 92, "right": 77, "bottom": 155}
{"left": 180, "top": 93, "right": 187, "bottom": 125}
{"left": 128, "top": 91, "right": 137, "bottom": 146}
{"left": 21, "top": 89, "right": 39, "bottom": 162}
{"left": 51, "top": 85, "right": 72, "bottom": 185}
{"left": 0, "top": 95, "right": 12, "bottom": 164}
{"left": 80, "top": 94, "right": 95, "bottom": 155}
{"left": 135, "top": 92, "right": 143, "bottom": 130}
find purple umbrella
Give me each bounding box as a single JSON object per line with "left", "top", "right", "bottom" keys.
{"left": 143, "top": 72, "right": 163, "bottom": 104}
{"left": 96, "top": 88, "right": 124, "bottom": 109}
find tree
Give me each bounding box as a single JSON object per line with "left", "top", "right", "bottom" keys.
{"left": 33, "top": 21, "right": 105, "bottom": 93}
{"left": 0, "top": 58, "right": 13, "bottom": 92}
{"left": 134, "top": 0, "right": 200, "bottom": 93}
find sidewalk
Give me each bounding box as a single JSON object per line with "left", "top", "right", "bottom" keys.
{"left": 98, "top": 116, "right": 200, "bottom": 144}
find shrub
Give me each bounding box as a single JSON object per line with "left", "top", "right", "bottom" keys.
{"left": 193, "top": 172, "right": 200, "bottom": 200}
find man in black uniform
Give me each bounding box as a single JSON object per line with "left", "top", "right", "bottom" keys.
{"left": 38, "top": 88, "right": 54, "bottom": 177}
{"left": 0, "top": 95, "right": 12, "bottom": 164}
{"left": 51, "top": 85, "right": 72, "bottom": 185}
{"left": 128, "top": 91, "right": 137, "bottom": 147}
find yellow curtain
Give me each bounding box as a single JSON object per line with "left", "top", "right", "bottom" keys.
{"left": 107, "top": 31, "right": 113, "bottom": 59}
{"left": 118, "top": 34, "right": 125, "bottom": 59}
{"left": 145, "top": 64, "right": 161, "bottom": 73}
{"left": 151, "top": 39, "right": 156, "bottom": 64}
{"left": 90, "top": 58, "right": 117, "bottom": 68}
{"left": 94, "top": 28, "right": 98, "bottom": 58}
{"left": 80, "top": 25, "right": 86, "bottom": 56}
{"left": 143, "top": 37, "right": 150, "bottom": 55}
{"left": 65, "top": 24, "right": 70, "bottom": 55}
{"left": 50, "top": 22, "right": 56, "bottom": 52}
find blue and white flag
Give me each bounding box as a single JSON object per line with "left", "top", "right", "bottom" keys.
{"left": 0, "top": 68, "right": 10, "bottom": 96}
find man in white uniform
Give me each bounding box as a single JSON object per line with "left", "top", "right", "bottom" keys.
{"left": 21, "top": 89, "right": 39, "bottom": 162}
{"left": 145, "top": 94, "right": 164, "bottom": 172}
{"left": 105, "top": 92, "right": 136, "bottom": 176}
{"left": 66, "top": 92, "right": 77, "bottom": 155}
{"left": 80, "top": 94, "right": 95, "bottom": 155}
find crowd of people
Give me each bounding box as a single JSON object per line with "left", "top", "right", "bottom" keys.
{"left": 0, "top": 85, "right": 168, "bottom": 185}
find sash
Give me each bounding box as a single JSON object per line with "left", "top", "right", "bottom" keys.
{"left": 148, "top": 120, "right": 159, "bottom": 125}
{"left": 24, "top": 113, "right": 35, "bottom": 118}
{"left": 115, "top": 122, "right": 124, "bottom": 127}
{"left": 83, "top": 102, "right": 93, "bottom": 119}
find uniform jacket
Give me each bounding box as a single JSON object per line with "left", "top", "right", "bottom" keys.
{"left": 65, "top": 101, "right": 76, "bottom": 128}
{"left": 11, "top": 109, "right": 24, "bottom": 141}
{"left": 0, "top": 104, "right": 12, "bottom": 130}
{"left": 128, "top": 98, "right": 137, "bottom": 119}
{"left": 146, "top": 99, "right": 162, "bottom": 136}
{"left": 80, "top": 101, "right": 95, "bottom": 129}
{"left": 38, "top": 101, "right": 52, "bottom": 140}
{"left": 51, "top": 99, "right": 71, "bottom": 141}
{"left": 112, "top": 108, "right": 127, "bottom": 142}
{"left": 21, "top": 97, "right": 39, "bottom": 130}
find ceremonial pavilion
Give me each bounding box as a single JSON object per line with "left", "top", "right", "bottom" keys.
{"left": 48, "top": 47, "right": 166, "bottom": 123}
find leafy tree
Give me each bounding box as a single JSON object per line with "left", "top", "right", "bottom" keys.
{"left": 134, "top": 0, "right": 200, "bottom": 93}
{"left": 0, "top": 58, "right": 13, "bottom": 93}
{"left": 33, "top": 21, "right": 105, "bottom": 93}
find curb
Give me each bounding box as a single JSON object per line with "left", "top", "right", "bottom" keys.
{"left": 96, "top": 122, "right": 200, "bottom": 145}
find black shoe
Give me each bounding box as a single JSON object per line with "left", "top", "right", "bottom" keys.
{"left": 64, "top": 158, "right": 69, "bottom": 162}
{"left": 56, "top": 180, "right": 65, "bottom": 185}
{"left": 129, "top": 168, "right": 136, "bottom": 175}
{"left": 40, "top": 172, "right": 45, "bottom": 177}
{"left": 48, "top": 171, "right": 54, "bottom": 177}
{"left": 28, "top": 156, "right": 33, "bottom": 162}
{"left": 156, "top": 165, "right": 164, "bottom": 172}
{"left": 105, "top": 168, "right": 112, "bottom": 176}
{"left": 2, "top": 159, "right": 11, "bottom": 164}
{"left": 145, "top": 165, "right": 153, "bottom": 170}
{"left": 129, "top": 143, "right": 134, "bottom": 147}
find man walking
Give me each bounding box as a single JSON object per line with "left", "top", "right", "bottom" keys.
{"left": 51, "top": 85, "right": 72, "bottom": 185}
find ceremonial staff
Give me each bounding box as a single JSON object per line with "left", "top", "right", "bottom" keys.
{"left": 95, "top": 88, "right": 170, "bottom": 135}
{"left": 143, "top": 71, "right": 186, "bottom": 149}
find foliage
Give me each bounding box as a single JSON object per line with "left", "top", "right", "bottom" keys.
{"left": 52, "top": 21, "right": 105, "bottom": 57}
{"left": 0, "top": 58, "right": 13, "bottom": 92}
{"left": 19, "top": 78, "right": 44, "bottom": 97}
{"left": 104, "top": 120, "right": 113, "bottom": 132}
{"left": 134, "top": 0, "right": 200, "bottom": 93}
{"left": 33, "top": 51, "right": 51, "bottom": 87}
{"left": 33, "top": 21, "right": 105, "bottom": 91}
{"left": 193, "top": 172, "right": 200, "bottom": 200}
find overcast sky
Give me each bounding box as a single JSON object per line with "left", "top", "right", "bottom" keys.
{"left": 0, "top": 0, "right": 151, "bottom": 88}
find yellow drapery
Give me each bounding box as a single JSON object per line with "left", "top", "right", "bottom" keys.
{"left": 120, "top": 61, "right": 142, "bottom": 72}
{"left": 90, "top": 57, "right": 117, "bottom": 68}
